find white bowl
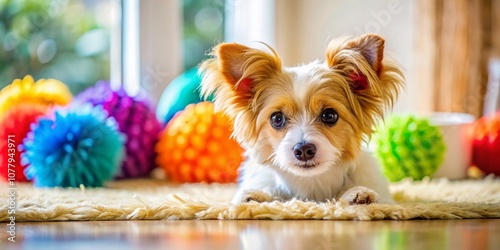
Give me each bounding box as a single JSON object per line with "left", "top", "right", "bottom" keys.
{"left": 424, "top": 112, "right": 476, "bottom": 179}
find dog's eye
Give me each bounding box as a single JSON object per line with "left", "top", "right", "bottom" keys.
{"left": 321, "top": 108, "right": 339, "bottom": 125}
{"left": 270, "top": 112, "right": 286, "bottom": 129}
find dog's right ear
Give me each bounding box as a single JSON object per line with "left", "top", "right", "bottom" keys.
{"left": 199, "top": 43, "right": 282, "bottom": 147}
{"left": 200, "top": 43, "right": 281, "bottom": 103}
{"left": 217, "top": 43, "right": 255, "bottom": 101}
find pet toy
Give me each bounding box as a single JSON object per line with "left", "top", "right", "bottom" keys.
{"left": 0, "top": 75, "right": 72, "bottom": 116}
{"left": 374, "top": 115, "right": 446, "bottom": 182}
{"left": 22, "top": 104, "right": 125, "bottom": 187}
{"left": 156, "top": 102, "right": 244, "bottom": 183}
{"left": 0, "top": 104, "right": 48, "bottom": 182}
{"left": 470, "top": 111, "right": 500, "bottom": 175}
{"left": 156, "top": 67, "right": 210, "bottom": 124}
{"left": 75, "top": 82, "right": 162, "bottom": 178}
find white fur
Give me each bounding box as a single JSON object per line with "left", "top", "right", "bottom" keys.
{"left": 234, "top": 150, "right": 392, "bottom": 203}
{"left": 290, "top": 60, "right": 324, "bottom": 102}
{"left": 273, "top": 121, "right": 341, "bottom": 177}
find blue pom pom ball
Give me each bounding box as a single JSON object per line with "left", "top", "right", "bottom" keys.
{"left": 22, "top": 104, "right": 125, "bottom": 187}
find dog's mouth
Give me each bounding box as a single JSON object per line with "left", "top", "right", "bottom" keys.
{"left": 286, "top": 160, "right": 331, "bottom": 176}
{"left": 295, "top": 162, "right": 319, "bottom": 169}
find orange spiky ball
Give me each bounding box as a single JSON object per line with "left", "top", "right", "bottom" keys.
{"left": 156, "top": 102, "right": 244, "bottom": 183}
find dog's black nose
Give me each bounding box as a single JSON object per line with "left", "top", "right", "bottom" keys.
{"left": 293, "top": 142, "right": 316, "bottom": 161}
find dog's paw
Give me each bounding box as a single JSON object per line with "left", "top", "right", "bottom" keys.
{"left": 237, "top": 190, "right": 274, "bottom": 203}
{"left": 341, "top": 186, "right": 378, "bottom": 205}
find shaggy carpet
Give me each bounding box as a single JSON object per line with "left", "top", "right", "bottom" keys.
{"left": 1, "top": 176, "right": 500, "bottom": 221}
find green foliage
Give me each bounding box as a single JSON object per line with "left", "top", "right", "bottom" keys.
{"left": 374, "top": 115, "right": 446, "bottom": 182}
{"left": 0, "top": 0, "right": 109, "bottom": 94}
{"left": 182, "top": 0, "right": 224, "bottom": 70}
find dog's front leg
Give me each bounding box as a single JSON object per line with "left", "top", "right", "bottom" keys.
{"left": 232, "top": 189, "right": 274, "bottom": 203}
{"left": 235, "top": 189, "right": 274, "bottom": 203}
{"left": 340, "top": 186, "right": 378, "bottom": 205}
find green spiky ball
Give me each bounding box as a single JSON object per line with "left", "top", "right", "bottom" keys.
{"left": 373, "top": 115, "right": 446, "bottom": 182}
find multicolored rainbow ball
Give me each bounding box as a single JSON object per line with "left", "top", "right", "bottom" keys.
{"left": 0, "top": 104, "right": 48, "bottom": 182}
{"left": 22, "top": 104, "right": 125, "bottom": 188}
{"left": 0, "top": 75, "right": 72, "bottom": 116}
{"left": 470, "top": 111, "right": 500, "bottom": 176}
{"left": 75, "top": 82, "right": 162, "bottom": 178}
{"left": 155, "top": 102, "right": 244, "bottom": 183}
{"left": 373, "top": 115, "right": 446, "bottom": 182}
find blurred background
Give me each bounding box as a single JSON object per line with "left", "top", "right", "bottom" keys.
{"left": 1, "top": 0, "right": 499, "bottom": 117}
{"left": 0, "top": 0, "right": 112, "bottom": 94}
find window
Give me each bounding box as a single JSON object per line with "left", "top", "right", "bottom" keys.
{"left": 182, "top": 0, "right": 224, "bottom": 70}
{"left": 0, "top": 0, "right": 114, "bottom": 94}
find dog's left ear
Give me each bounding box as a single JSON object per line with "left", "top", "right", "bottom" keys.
{"left": 326, "top": 34, "right": 385, "bottom": 92}
{"left": 327, "top": 34, "right": 384, "bottom": 73}
{"left": 326, "top": 34, "right": 404, "bottom": 135}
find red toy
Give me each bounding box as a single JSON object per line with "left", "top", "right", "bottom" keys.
{"left": 0, "top": 104, "right": 48, "bottom": 182}
{"left": 470, "top": 111, "right": 500, "bottom": 176}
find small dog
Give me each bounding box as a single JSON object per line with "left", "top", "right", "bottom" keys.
{"left": 200, "top": 34, "right": 404, "bottom": 204}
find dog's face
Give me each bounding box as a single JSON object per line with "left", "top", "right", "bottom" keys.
{"left": 200, "top": 34, "right": 403, "bottom": 177}
{"left": 252, "top": 62, "right": 363, "bottom": 176}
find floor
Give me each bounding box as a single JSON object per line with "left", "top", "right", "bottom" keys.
{"left": 2, "top": 219, "right": 499, "bottom": 250}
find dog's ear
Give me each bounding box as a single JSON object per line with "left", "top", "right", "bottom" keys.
{"left": 199, "top": 43, "right": 283, "bottom": 146}
{"left": 326, "top": 34, "right": 384, "bottom": 92}
{"left": 328, "top": 34, "right": 384, "bottom": 73}
{"left": 326, "top": 34, "right": 404, "bottom": 136}
{"left": 217, "top": 43, "right": 252, "bottom": 98}
{"left": 208, "top": 43, "right": 281, "bottom": 102}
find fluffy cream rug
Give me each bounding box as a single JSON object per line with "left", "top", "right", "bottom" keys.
{"left": 1, "top": 176, "right": 500, "bottom": 221}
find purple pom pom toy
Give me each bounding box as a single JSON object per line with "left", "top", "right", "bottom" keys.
{"left": 75, "top": 81, "right": 162, "bottom": 178}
